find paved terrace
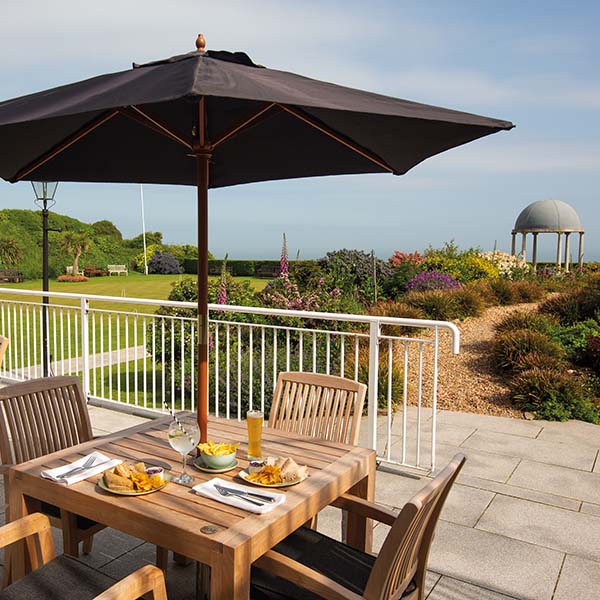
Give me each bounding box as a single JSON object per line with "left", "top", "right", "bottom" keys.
{"left": 1, "top": 406, "right": 599, "bottom": 599}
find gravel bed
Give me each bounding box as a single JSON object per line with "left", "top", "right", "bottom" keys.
{"left": 404, "top": 302, "right": 540, "bottom": 418}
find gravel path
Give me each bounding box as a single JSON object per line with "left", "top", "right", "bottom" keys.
{"left": 406, "top": 302, "right": 539, "bottom": 418}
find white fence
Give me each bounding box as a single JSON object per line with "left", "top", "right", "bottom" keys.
{"left": 0, "top": 288, "right": 459, "bottom": 472}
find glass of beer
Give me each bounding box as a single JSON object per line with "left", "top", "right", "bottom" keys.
{"left": 246, "top": 410, "right": 263, "bottom": 459}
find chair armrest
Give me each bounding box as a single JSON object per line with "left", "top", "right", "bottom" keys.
{"left": 331, "top": 493, "right": 397, "bottom": 526}
{"left": 0, "top": 513, "right": 55, "bottom": 567}
{"left": 94, "top": 565, "right": 167, "bottom": 600}
{"left": 255, "top": 550, "right": 364, "bottom": 600}
{"left": 0, "top": 464, "right": 13, "bottom": 475}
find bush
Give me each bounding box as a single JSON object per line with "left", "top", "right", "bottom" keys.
{"left": 513, "top": 352, "right": 567, "bottom": 373}
{"left": 493, "top": 329, "right": 565, "bottom": 372}
{"left": 290, "top": 261, "right": 324, "bottom": 289}
{"left": 509, "top": 368, "right": 599, "bottom": 423}
{"left": 133, "top": 243, "right": 163, "bottom": 272}
{"left": 56, "top": 274, "right": 88, "bottom": 282}
{"left": 480, "top": 251, "right": 531, "bottom": 279}
{"left": 406, "top": 271, "right": 461, "bottom": 292}
{"left": 423, "top": 242, "right": 498, "bottom": 283}
{"left": 539, "top": 289, "right": 600, "bottom": 325}
{"left": 450, "top": 287, "right": 486, "bottom": 319}
{"left": 404, "top": 288, "right": 484, "bottom": 321}
{"left": 148, "top": 251, "right": 183, "bottom": 275}
{"left": 318, "top": 249, "right": 393, "bottom": 304}
{"left": 485, "top": 279, "right": 519, "bottom": 305}
{"left": 83, "top": 265, "right": 106, "bottom": 277}
{"left": 510, "top": 280, "right": 545, "bottom": 303}
{"left": 495, "top": 311, "right": 556, "bottom": 334}
{"left": 583, "top": 335, "right": 600, "bottom": 374}
{"left": 546, "top": 319, "right": 600, "bottom": 363}
{"left": 368, "top": 301, "right": 426, "bottom": 337}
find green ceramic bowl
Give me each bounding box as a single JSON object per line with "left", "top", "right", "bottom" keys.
{"left": 200, "top": 449, "right": 237, "bottom": 469}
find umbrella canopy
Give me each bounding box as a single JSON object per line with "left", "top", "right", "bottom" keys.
{"left": 0, "top": 36, "right": 514, "bottom": 441}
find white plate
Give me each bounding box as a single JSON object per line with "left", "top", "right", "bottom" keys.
{"left": 238, "top": 469, "right": 307, "bottom": 488}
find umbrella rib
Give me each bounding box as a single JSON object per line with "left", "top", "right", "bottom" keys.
{"left": 11, "top": 109, "right": 120, "bottom": 182}
{"left": 276, "top": 104, "right": 396, "bottom": 174}
{"left": 212, "top": 103, "right": 279, "bottom": 148}
{"left": 121, "top": 106, "right": 193, "bottom": 150}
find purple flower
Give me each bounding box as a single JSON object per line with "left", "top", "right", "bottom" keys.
{"left": 406, "top": 271, "right": 461, "bottom": 292}
{"left": 279, "top": 233, "right": 289, "bottom": 277}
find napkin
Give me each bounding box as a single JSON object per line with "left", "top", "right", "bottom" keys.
{"left": 192, "top": 477, "right": 286, "bottom": 514}
{"left": 41, "top": 451, "right": 122, "bottom": 486}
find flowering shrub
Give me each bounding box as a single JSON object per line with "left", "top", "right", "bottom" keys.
{"left": 133, "top": 243, "right": 162, "bottom": 272}
{"left": 481, "top": 251, "right": 530, "bottom": 279}
{"left": 423, "top": 242, "right": 498, "bottom": 283}
{"left": 388, "top": 251, "right": 425, "bottom": 267}
{"left": 148, "top": 251, "right": 182, "bottom": 274}
{"left": 406, "top": 271, "right": 461, "bottom": 292}
{"left": 56, "top": 274, "right": 88, "bottom": 282}
{"left": 279, "top": 233, "right": 289, "bottom": 277}
{"left": 261, "top": 273, "right": 341, "bottom": 312}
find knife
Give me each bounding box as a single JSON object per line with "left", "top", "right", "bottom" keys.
{"left": 216, "top": 485, "right": 277, "bottom": 503}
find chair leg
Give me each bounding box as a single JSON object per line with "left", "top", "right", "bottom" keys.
{"left": 82, "top": 534, "right": 94, "bottom": 555}
{"left": 156, "top": 546, "right": 169, "bottom": 573}
{"left": 60, "top": 510, "right": 79, "bottom": 557}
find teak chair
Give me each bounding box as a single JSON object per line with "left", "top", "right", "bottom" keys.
{"left": 0, "top": 337, "right": 8, "bottom": 370}
{"left": 270, "top": 371, "right": 367, "bottom": 445}
{"left": 251, "top": 453, "right": 466, "bottom": 600}
{"left": 0, "top": 513, "right": 167, "bottom": 599}
{"left": 0, "top": 376, "right": 105, "bottom": 578}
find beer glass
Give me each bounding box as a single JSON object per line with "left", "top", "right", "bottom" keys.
{"left": 246, "top": 410, "right": 263, "bottom": 459}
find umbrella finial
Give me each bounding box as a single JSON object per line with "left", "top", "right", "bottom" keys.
{"left": 196, "top": 34, "right": 206, "bottom": 53}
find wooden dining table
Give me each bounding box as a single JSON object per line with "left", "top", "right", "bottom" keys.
{"left": 7, "top": 413, "right": 376, "bottom": 599}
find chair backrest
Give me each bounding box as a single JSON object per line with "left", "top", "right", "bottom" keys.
{"left": 269, "top": 372, "right": 367, "bottom": 445}
{"left": 0, "top": 376, "right": 92, "bottom": 467}
{"left": 363, "top": 454, "right": 466, "bottom": 600}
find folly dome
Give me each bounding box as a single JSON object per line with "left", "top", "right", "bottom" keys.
{"left": 513, "top": 199, "right": 583, "bottom": 233}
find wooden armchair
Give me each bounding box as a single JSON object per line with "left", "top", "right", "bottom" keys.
{"left": 0, "top": 376, "right": 105, "bottom": 577}
{"left": 270, "top": 372, "right": 367, "bottom": 445}
{"left": 0, "top": 513, "right": 167, "bottom": 599}
{"left": 251, "top": 454, "right": 466, "bottom": 600}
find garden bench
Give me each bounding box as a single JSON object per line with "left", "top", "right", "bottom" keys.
{"left": 256, "top": 264, "right": 279, "bottom": 278}
{"left": 107, "top": 264, "right": 128, "bottom": 276}
{"left": 65, "top": 265, "right": 84, "bottom": 276}
{"left": 0, "top": 269, "right": 23, "bottom": 283}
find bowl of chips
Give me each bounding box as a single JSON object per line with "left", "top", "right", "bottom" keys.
{"left": 198, "top": 440, "right": 239, "bottom": 469}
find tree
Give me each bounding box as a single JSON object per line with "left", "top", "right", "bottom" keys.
{"left": 58, "top": 231, "right": 90, "bottom": 274}
{"left": 0, "top": 236, "right": 22, "bottom": 268}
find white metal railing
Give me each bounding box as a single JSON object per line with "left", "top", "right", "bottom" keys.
{"left": 0, "top": 288, "right": 459, "bottom": 473}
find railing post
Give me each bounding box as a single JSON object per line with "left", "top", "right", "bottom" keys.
{"left": 80, "top": 297, "right": 90, "bottom": 400}
{"left": 367, "top": 320, "right": 380, "bottom": 451}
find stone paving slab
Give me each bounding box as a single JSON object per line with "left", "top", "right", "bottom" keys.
{"left": 428, "top": 520, "right": 564, "bottom": 600}
{"left": 436, "top": 410, "right": 543, "bottom": 438}
{"left": 536, "top": 419, "right": 600, "bottom": 447}
{"left": 88, "top": 405, "right": 149, "bottom": 435}
{"left": 388, "top": 422, "right": 477, "bottom": 456}
{"left": 594, "top": 451, "right": 600, "bottom": 474}
{"left": 461, "top": 429, "right": 597, "bottom": 471}
{"left": 457, "top": 473, "right": 581, "bottom": 512}
{"left": 476, "top": 495, "right": 600, "bottom": 562}
{"left": 427, "top": 575, "right": 518, "bottom": 599}
{"left": 436, "top": 443, "right": 520, "bottom": 483}
{"left": 508, "top": 460, "right": 600, "bottom": 504}
{"left": 440, "top": 484, "right": 495, "bottom": 528}
{"left": 580, "top": 502, "right": 600, "bottom": 518}
{"left": 553, "top": 554, "right": 600, "bottom": 600}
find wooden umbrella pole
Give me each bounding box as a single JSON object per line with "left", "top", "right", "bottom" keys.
{"left": 196, "top": 97, "right": 211, "bottom": 443}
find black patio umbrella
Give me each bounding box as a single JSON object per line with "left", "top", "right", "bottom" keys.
{"left": 0, "top": 35, "right": 513, "bottom": 441}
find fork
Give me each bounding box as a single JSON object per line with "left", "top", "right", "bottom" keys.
{"left": 60, "top": 455, "right": 97, "bottom": 479}
{"left": 214, "top": 484, "right": 264, "bottom": 506}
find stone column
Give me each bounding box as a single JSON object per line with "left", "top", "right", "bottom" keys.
{"left": 564, "top": 232, "right": 571, "bottom": 273}
{"left": 532, "top": 232, "right": 539, "bottom": 271}
{"left": 578, "top": 232, "right": 585, "bottom": 271}
{"left": 511, "top": 233, "right": 516, "bottom": 256}
{"left": 521, "top": 232, "right": 527, "bottom": 262}
{"left": 556, "top": 232, "right": 562, "bottom": 269}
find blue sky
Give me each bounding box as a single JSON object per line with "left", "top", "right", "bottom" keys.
{"left": 1, "top": 1, "right": 599, "bottom": 260}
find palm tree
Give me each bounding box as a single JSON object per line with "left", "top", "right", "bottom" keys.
{"left": 58, "top": 231, "right": 89, "bottom": 275}
{"left": 0, "top": 236, "right": 22, "bottom": 268}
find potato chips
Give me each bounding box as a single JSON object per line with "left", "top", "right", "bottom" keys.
{"left": 246, "top": 464, "right": 282, "bottom": 485}
{"left": 197, "top": 440, "right": 239, "bottom": 456}
{"left": 103, "top": 462, "right": 163, "bottom": 492}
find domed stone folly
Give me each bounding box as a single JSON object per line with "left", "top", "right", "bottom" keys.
{"left": 511, "top": 199, "right": 584, "bottom": 272}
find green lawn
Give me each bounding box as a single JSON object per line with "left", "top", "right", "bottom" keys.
{"left": 0, "top": 273, "right": 267, "bottom": 311}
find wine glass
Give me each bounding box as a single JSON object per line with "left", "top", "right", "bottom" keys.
{"left": 168, "top": 417, "right": 200, "bottom": 484}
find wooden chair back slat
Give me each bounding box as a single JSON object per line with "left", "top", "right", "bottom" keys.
{"left": 270, "top": 372, "right": 367, "bottom": 445}
{"left": 0, "top": 376, "right": 92, "bottom": 470}
{"left": 363, "top": 454, "right": 466, "bottom": 600}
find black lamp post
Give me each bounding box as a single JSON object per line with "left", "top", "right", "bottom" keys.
{"left": 32, "top": 181, "right": 58, "bottom": 377}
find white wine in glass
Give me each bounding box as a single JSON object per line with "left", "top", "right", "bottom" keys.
{"left": 168, "top": 417, "right": 200, "bottom": 484}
